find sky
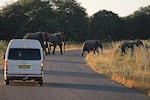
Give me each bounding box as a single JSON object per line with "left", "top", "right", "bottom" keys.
{"left": 76, "top": 0, "right": 150, "bottom": 16}
{"left": 0, "top": 0, "right": 150, "bottom": 17}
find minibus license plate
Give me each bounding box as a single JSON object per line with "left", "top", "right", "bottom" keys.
{"left": 19, "top": 65, "right": 30, "bottom": 69}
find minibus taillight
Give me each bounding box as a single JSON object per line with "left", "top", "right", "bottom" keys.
{"left": 4, "top": 60, "right": 8, "bottom": 73}
{"left": 4, "top": 60, "right": 8, "bottom": 67}
{"left": 41, "top": 61, "right": 44, "bottom": 71}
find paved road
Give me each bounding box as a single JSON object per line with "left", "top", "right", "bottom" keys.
{"left": 0, "top": 50, "right": 149, "bottom": 100}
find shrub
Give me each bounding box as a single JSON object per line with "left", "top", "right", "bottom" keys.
{"left": 0, "top": 40, "right": 8, "bottom": 65}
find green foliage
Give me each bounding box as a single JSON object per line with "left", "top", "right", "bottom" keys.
{"left": 0, "top": 0, "right": 149, "bottom": 41}
{"left": 53, "top": 0, "right": 89, "bottom": 41}
{"left": 0, "top": 0, "right": 89, "bottom": 41}
{"left": 89, "top": 10, "right": 122, "bottom": 41}
{"left": 122, "top": 6, "right": 150, "bottom": 40}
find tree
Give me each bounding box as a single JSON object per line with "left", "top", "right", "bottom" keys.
{"left": 123, "top": 5, "right": 150, "bottom": 39}
{"left": 49, "top": 0, "right": 89, "bottom": 41}
{"left": 0, "top": 0, "right": 149, "bottom": 41}
{"left": 89, "top": 10, "right": 122, "bottom": 41}
{"left": 0, "top": 0, "right": 56, "bottom": 40}
{"left": 0, "top": 2, "right": 28, "bottom": 40}
{"left": 0, "top": 0, "right": 89, "bottom": 41}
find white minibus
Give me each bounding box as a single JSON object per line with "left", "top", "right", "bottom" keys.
{"left": 4, "top": 39, "right": 44, "bottom": 85}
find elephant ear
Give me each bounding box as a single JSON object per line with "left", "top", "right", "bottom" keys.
{"left": 56, "top": 33, "right": 61, "bottom": 40}
{"left": 54, "top": 32, "right": 65, "bottom": 42}
{"left": 42, "top": 32, "right": 49, "bottom": 41}
{"left": 36, "top": 32, "right": 45, "bottom": 48}
{"left": 95, "top": 40, "right": 99, "bottom": 46}
{"left": 97, "top": 40, "right": 102, "bottom": 48}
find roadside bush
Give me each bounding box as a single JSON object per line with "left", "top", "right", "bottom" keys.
{"left": 0, "top": 40, "right": 7, "bottom": 65}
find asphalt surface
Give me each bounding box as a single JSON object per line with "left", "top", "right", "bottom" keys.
{"left": 0, "top": 50, "right": 149, "bottom": 100}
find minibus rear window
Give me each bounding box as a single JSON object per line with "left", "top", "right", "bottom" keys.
{"left": 8, "top": 48, "right": 41, "bottom": 60}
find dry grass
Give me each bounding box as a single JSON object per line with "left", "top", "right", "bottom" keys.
{"left": 85, "top": 41, "right": 150, "bottom": 96}
{"left": 0, "top": 40, "right": 7, "bottom": 66}
{"left": 64, "top": 42, "right": 82, "bottom": 50}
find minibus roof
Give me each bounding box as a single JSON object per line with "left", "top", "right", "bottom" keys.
{"left": 8, "top": 39, "right": 42, "bottom": 49}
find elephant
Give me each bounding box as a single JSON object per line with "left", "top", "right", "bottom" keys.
{"left": 23, "top": 32, "right": 50, "bottom": 55}
{"left": 135, "top": 40, "right": 144, "bottom": 47}
{"left": 81, "top": 39, "right": 103, "bottom": 56}
{"left": 47, "top": 32, "right": 65, "bottom": 55}
{"left": 119, "top": 41, "right": 135, "bottom": 56}
{"left": 119, "top": 40, "right": 144, "bottom": 56}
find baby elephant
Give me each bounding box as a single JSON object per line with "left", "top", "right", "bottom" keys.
{"left": 82, "top": 40, "right": 103, "bottom": 56}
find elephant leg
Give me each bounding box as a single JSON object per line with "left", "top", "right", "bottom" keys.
{"left": 59, "top": 45, "right": 63, "bottom": 55}
{"left": 131, "top": 47, "right": 134, "bottom": 56}
{"left": 121, "top": 48, "right": 126, "bottom": 56}
{"left": 47, "top": 46, "right": 51, "bottom": 55}
{"left": 48, "top": 43, "right": 52, "bottom": 55}
{"left": 53, "top": 46, "right": 56, "bottom": 55}
{"left": 43, "top": 42, "right": 50, "bottom": 55}
{"left": 100, "top": 48, "right": 103, "bottom": 54}
{"left": 43, "top": 41, "right": 47, "bottom": 55}
{"left": 93, "top": 49, "right": 96, "bottom": 54}
{"left": 97, "top": 49, "right": 99, "bottom": 54}
{"left": 44, "top": 47, "right": 49, "bottom": 55}
{"left": 43, "top": 48, "right": 47, "bottom": 55}
{"left": 96, "top": 48, "right": 99, "bottom": 54}
{"left": 93, "top": 50, "right": 95, "bottom": 54}
{"left": 44, "top": 48, "right": 48, "bottom": 55}
{"left": 46, "top": 42, "right": 51, "bottom": 55}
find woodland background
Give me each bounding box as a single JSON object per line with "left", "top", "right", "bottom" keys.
{"left": 0, "top": 0, "right": 150, "bottom": 42}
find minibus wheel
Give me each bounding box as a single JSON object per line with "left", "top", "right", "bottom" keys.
{"left": 5, "top": 80, "right": 9, "bottom": 85}
{"left": 38, "top": 79, "right": 43, "bottom": 86}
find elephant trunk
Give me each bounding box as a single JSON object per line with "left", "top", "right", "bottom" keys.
{"left": 62, "top": 35, "right": 65, "bottom": 53}
{"left": 63, "top": 42, "right": 65, "bottom": 53}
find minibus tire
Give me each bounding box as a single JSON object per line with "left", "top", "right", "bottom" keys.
{"left": 38, "top": 79, "right": 43, "bottom": 86}
{"left": 5, "top": 80, "right": 9, "bottom": 85}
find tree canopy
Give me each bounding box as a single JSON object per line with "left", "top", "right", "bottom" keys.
{"left": 89, "top": 10, "right": 122, "bottom": 41}
{"left": 0, "top": 0, "right": 150, "bottom": 42}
